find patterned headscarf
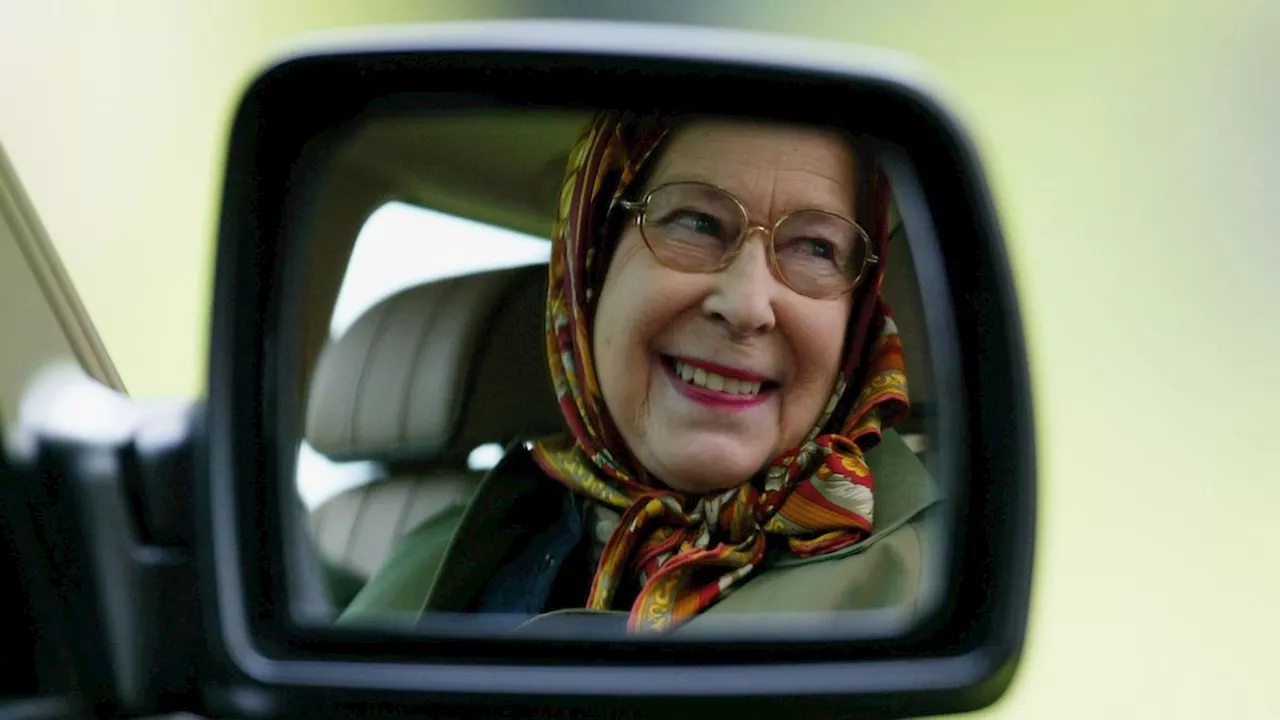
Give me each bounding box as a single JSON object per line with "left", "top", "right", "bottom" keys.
{"left": 530, "top": 110, "right": 909, "bottom": 632}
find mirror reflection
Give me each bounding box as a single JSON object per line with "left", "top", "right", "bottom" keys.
{"left": 290, "top": 108, "right": 944, "bottom": 635}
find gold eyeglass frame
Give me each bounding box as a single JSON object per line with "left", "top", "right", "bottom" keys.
{"left": 614, "top": 180, "right": 879, "bottom": 299}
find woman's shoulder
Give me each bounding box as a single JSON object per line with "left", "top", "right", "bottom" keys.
{"left": 700, "top": 510, "right": 938, "bottom": 619}
{"left": 703, "top": 429, "right": 941, "bottom": 619}
{"left": 771, "top": 428, "right": 939, "bottom": 569}
{"left": 861, "top": 427, "right": 939, "bottom": 543}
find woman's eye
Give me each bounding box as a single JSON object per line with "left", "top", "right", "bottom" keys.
{"left": 670, "top": 209, "right": 725, "bottom": 238}
{"left": 795, "top": 237, "right": 838, "bottom": 261}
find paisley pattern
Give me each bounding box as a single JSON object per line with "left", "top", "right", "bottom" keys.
{"left": 529, "top": 110, "right": 910, "bottom": 632}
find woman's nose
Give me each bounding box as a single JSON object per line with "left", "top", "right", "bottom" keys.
{"left": 701, "top": 230, "right": 780, "bottom": 336}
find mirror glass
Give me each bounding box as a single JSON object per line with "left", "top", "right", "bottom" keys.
{"left": 282, "top": 107, "right": 954, "bottom": 638}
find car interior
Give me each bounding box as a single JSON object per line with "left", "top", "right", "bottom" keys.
{"left": 293, "top": 109, "right": 940, "bottom": 610}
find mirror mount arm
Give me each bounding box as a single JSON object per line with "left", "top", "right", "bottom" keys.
{"left": 6, "top": 366, "right": 208, "bottom": 717}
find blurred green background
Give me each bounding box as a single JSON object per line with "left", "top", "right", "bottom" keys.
{"left": 2, "top": 1, "right": 1278, "bottom": 717}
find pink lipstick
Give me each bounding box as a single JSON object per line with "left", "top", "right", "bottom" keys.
{"left": 661, "top": 355, "right": 775, "bottom": 411}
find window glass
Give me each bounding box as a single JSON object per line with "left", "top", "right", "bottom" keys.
{"left": 329, "top": 201, "right": 551, "bottom": 339}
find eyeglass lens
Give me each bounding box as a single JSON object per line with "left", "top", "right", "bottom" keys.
{"left": 639, "top": 182, "right": 868, "bottom": 296}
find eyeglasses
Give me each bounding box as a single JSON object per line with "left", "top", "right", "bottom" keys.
{"left": 614, "top": 181, "right": 878, "bottom": 299}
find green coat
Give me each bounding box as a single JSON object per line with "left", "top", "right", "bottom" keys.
{"left": 340, "top": 429, "right": 940, "bottom": 632}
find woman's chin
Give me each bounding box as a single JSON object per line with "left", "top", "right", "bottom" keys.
{"left": 649, "top": 445, "right": 769, "bottom": 495}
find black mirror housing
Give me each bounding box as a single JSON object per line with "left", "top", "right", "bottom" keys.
{"left": 6, "top": 19, "right": 1034, "bottom": 720}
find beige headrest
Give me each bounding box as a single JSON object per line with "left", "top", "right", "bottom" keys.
{"left": 305, "top": 264, "right": 564, "bottom": 464}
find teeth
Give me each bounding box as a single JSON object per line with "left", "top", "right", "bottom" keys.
{"left": 672, "top": 360, "right": 764, "bottom": 396}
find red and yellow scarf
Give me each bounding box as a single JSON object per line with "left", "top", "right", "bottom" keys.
{"left": 531, "top": 111, "right": 910, "bottom": 632}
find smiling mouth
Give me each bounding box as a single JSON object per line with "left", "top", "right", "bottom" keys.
{"left": 661, "top": 355, "right": 779, "bottom": 397}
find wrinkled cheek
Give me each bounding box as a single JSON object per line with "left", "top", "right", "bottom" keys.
{"left": 593, "top": 329, "right": 649, "bottom": 452}
{"left": 629, "top": 350, "right": 658, "bottom": 431}
{"left": 779, "top": 384, "right": 822, "bottom": 448}
{"left": 591, "top": 330, "right": 622, "bottom": 428}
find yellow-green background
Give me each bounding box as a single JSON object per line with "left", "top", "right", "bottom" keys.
{"left": 2, "top": 1, "right": 1277, "bottom": 717}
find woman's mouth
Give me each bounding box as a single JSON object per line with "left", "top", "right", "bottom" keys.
{"left": 660, "top": 355, "right": 778, "bottom": 409}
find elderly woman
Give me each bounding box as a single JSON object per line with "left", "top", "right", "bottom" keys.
{"left": 340, "top": 111, "right": 939, "bottom": 633}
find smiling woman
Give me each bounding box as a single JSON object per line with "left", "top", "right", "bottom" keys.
{"left": 332, "top": 110, "right": 939, "bottom": 634}
{"left": 591, "top": 119, "right": 871, "bottom": 494}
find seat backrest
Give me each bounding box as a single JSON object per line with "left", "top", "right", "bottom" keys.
{"left": 304, "top": 264, "right": 562, "bottom": 581}
{"left": 305, "top": 264, "right": 560, "bottom": 464}
{"left": 308, "top": 473, "right": 475, "bottom": 581}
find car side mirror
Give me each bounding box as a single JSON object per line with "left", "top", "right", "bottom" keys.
{"left": 7, "top": 19, "right": 1035, "bottom": 720}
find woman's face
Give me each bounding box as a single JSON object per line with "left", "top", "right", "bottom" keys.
{"left": 592, "top": 119, "right": 858, "bottom": 494}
